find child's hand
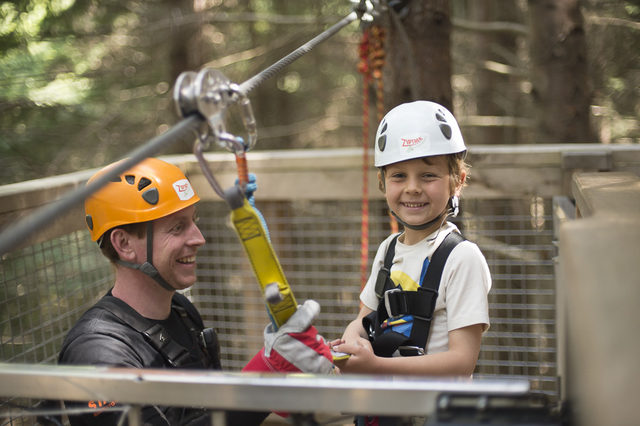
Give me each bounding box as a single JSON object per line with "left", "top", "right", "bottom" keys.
{"left": 331, "top": 337, "right": 376, "bottom": 373}
{"left": 328, "top": 338, "right": 350, "bottom": 362}
{"left": 328, "top": 338, "right": 344, "bottom": 347}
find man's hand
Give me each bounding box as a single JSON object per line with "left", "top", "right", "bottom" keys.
{"left": 242, "top": 300, "right": 334, "bottom": 375}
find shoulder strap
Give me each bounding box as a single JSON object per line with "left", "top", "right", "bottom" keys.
{"left": 170, "top": 293, "right": 222, "bottom": 369}
{"left": 172, "top": 293, "right": 200, "bottom": 320}
{"left": 423, "top": 231, "right": 465, "bottom": 292}
{"left": 406, "top": 231, "right": 465, "bottom": 351}
{"left": 94, "top": 295, "right": 194, "bottom": 367}
{"left": 374, "top": 234, "right": 400, "bottom": 299}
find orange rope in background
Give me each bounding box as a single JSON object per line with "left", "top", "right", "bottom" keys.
{"left": 369, "top": 26, "right": 399, "bottom": 235}
{"left": 358, "top": 25, "right": 396, "bottom": 291}
{"left": 358, "top": 29, "right": 372, "bottom": 291}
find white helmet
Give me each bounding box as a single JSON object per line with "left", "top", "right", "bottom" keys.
{"left": 374, "top": 101, "right": 466, "bottom": 167}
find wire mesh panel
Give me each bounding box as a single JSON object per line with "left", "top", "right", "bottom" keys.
{"left": 191, "top": 197, "right": 558, "bottom": 399}
{"left": 191, "top": 199, "right": 392, "bottom": 370}
{"left": 458, "top": 197, "right": 557, "bottom": 398}
{"left": 0, "top": 196, "right": 558, "bottom": 416}
{"left": 0, "top": 231, "right": 113, "bottom": 364}
{"left": 0, "top": 230, "right": 113, "bottom": 424}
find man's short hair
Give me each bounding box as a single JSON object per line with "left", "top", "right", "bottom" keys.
{"left": 99, "top": 222, "right": 147, "bottom": 263}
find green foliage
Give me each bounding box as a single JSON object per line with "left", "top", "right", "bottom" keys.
{"left": 0, "top": 0, "right": 164, "bottom": 183}
{"left": 0, "top": 0, "right": 362, "bottom": 184}
{"left": 1, "top": 0, "right": 638, "bottom": 184}
{"left": 584, "top": 0, "right": 640, "bottom": 142}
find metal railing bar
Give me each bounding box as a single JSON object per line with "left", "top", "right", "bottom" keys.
{"left": 0, "top": 363, "right": 530, "bottom": 417}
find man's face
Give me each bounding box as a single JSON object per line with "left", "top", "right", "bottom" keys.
{"left": 145, "top": 205, "right": 205, "bottom": 290}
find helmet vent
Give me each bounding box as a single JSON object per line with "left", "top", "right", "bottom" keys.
{"left": 439, "top": 124, "right": 452, "bottom": 139}
{"left": 378, "top": 135, "right": 387, "bottom": 152}
{"left": 85, "top": 215, "right": 93, "bottom": 230}
{"left": 125, "top": 175, "right": 135, "bottom": 185}
{"left": 142, "top": 188, "right": 159, "bottom": 205}
{"left": 435, "top": 109, "right": 452, "bottom": 140}
{"left": 138, "top": 177, "right": 152, "bottom": 191}
{"left": 378, "top": 120, "right": 388, "bottom": 152}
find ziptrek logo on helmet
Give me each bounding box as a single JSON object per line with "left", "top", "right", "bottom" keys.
{"left": 172, "top": 179, "right": 195, "bottom": 201}
{"left": 401, "top": 136, "right": 424, "bottom": 147}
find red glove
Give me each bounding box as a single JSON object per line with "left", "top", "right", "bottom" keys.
{"left": 243, "top": 300, "right": 334, "bottom": 375}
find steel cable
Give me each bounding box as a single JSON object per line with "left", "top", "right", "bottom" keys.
{"left": 239, "top": 11, "right": 359, "bottom": 95}
{"left": 0, "top": 7, "right": 368, "bottom": 256}
{"left": 0, "top": 116, "right": 203, "bottom": 256}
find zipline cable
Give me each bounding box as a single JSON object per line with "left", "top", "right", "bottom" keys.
{"left": 0, "top": 116, "right": 201, "bottom": 256}
{"left": 0, "top": 3, "right": 374, "bottom": 257}
{"left": 240, "top": 10, "right": 362, "bottom": 96}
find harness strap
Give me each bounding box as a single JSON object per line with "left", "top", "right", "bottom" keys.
{"left": 173, "top": 298, "right": 222, "bottom": 370}
{"left": 141, "top": 323, "right": 191, "bottom": 367}
{"left": 94, "top": 293, "right": 219, "bottom": 369}
{"left": 384, "top": 286, "right": 438, "bottom": 320}
{"left": 405, "top": 231, "right": 465, "bottom": 354}
{"left": 374, "top": 235, "right": 399, "bottom": 299}
{"left": 365, "top": 231, "right": 465, "bottom": 357}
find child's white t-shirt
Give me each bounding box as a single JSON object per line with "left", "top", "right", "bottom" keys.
{"left": 360, "top": 222, "right": 491, "bottom": 355}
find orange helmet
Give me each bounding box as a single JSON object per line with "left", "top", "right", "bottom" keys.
{"left": 85, "top": 158, "right": 200, "bottom": 242}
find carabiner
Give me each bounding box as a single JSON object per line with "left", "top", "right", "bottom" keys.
{"left": 228, "top": 84, "right": 257, "bottom": 151}
{"left": 193, "top": 138, "right": 225, "bottom": 200}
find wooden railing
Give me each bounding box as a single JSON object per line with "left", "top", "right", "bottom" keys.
{"left": 2, "top": 144, "right": 639, "bottom": 249}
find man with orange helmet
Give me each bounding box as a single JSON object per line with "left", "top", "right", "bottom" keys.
{"left": 58, "top": 157, "right": 333, "bottom": 425}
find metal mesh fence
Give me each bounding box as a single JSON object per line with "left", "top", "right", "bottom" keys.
{"left": 0, "top": 231, "right": 113, "bottom": 364}
{"left": 460, "top": 197, "right": 556, "bottom": 397}
{"left": 0, "top": 196, "right": 558, "bottom": 412}
{"left": 191, "top": 198, "right": 557, "bottom": 397}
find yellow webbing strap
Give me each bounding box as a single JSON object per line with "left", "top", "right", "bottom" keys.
{"left": 228, "top": 196, "right": 297, "bottom": 329}
{"left": 226, "top": 186, "right": 348, "bottom": 360}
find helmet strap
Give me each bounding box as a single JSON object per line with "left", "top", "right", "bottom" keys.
{"left": 390, "top": 209, "right": 445, "bottom": 231}
{"left": 115, "top": 222, "right": 175, "bottom": 292}
{"left": 449, "top": 195, "right": 460, "bottom": 218}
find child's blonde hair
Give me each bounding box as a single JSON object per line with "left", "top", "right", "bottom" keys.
{"left": 378, "top": 152, "right": 470, "bottom": 195}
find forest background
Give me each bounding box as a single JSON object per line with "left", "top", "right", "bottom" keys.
{"left": 0, "top": 0, "right": 638, "bottom": 185}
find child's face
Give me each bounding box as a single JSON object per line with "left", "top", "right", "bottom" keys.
{"left": 383, "top": 156, "right": 454, "bottom": 229}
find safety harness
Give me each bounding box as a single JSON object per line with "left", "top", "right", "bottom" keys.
{"left": 95, "top": 292, "right": 222, "bottom": 370}
{"left": 363, "top": 231, "right": 465, "bottom": 357}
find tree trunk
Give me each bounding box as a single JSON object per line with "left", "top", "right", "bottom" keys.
{"left": 164, "top": 0, "right": 203, "bottom": 154}
{"left": 529, "top": 0, "right": 596, "bottom": 143}
{"left": 469, "top": 0, "right": 526, "bottom": 145}
{"left": 166, "top": 0, "right": 203, "bottom": 82}
{"left": 384, "top": 0, "right": 453, "bottom": 110}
